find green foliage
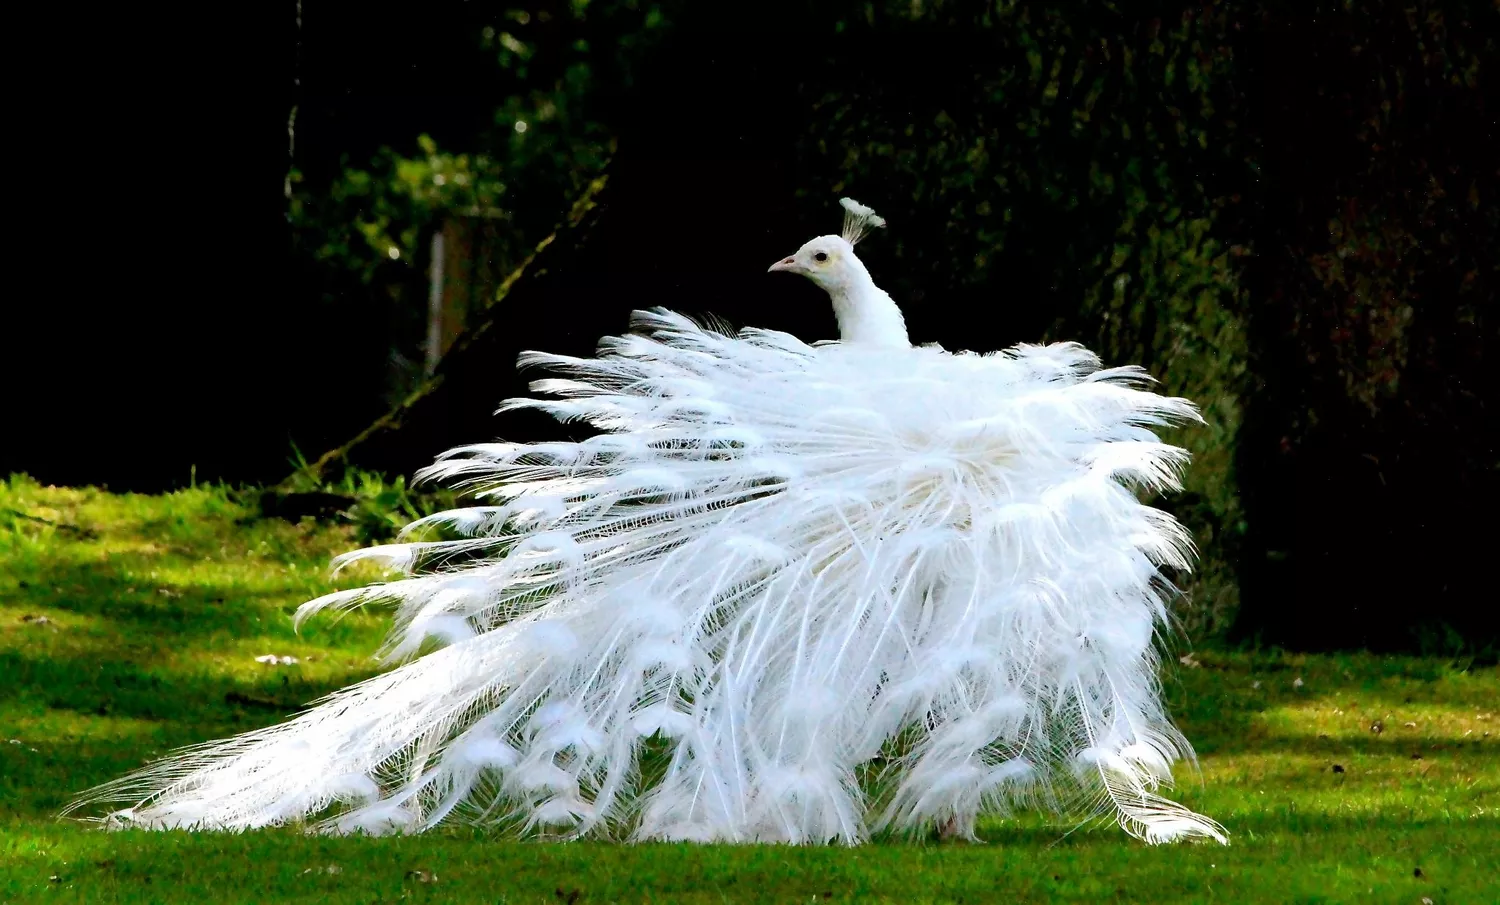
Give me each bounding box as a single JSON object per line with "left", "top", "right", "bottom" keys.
{"left": 328, "top": 472, "right": 435, "bottom": 545}
{"left": 3, "top": 479, "right": 1497, "bottom": 901}
{"left": 291, "top": 1, "right": 673, "bottom": 295}
{"left": 282, "top": 448, "right": 458, "bottom": 545}
{"left": 292, "top": 137, "right": 509, "bottom": 285}
{"left": 287, "top": 2, "right": 677, "bottom": 406}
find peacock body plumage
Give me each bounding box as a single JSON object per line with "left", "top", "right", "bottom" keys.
{"left": 72, "top": 199, "right": 1225, "bottom": 846}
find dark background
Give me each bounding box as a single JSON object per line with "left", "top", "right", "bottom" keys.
{"left": 11, "top": 1, "right": 1497, "bottom": 653}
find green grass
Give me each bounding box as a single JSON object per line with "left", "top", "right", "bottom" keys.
{"left": 1, "top": 474, "right": 1495, "bottom": 903}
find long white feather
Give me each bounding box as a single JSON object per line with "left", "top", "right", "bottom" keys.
{"left": 71, "top": 200, "right": 1223, "bottom": 846}
{"left": 69, "top": 310, "right": 1219, "bottom": 844}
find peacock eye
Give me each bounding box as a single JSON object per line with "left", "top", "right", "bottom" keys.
{"left": 814, "top": 252, "right": 828, "bottom": 262}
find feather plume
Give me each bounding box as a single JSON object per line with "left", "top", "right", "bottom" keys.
{"left": 839, "top": 198, "right": 886, "bottom": 245}
{"left": 69, "top": 308, "right": 1220, "bottom": 845}
{"left": 70, "top": 197, "right": 1221, "bottom": 845}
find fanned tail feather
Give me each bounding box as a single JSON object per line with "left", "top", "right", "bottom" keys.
{"left": 70, "top": 308, "right": 1223, "bottom": 845}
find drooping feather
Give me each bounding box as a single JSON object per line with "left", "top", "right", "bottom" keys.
{"left": 70, "top": 201, "right": 1224, "bottom": 847}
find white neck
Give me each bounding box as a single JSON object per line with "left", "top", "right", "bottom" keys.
{"left": 828, "top": 262, "right": 910, "bottom": 347}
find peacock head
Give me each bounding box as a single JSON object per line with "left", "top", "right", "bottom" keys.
{"left": 768, "top": 198, "right": 885, "bottom": 292}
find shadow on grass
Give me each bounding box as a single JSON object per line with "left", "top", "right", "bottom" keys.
{"left": 0, "top": 644, "right": 387, "bottom": 817}
{"left": 1160, "top": 654, "right": 1499, "bottom": 758}
{"left": 6, "top": 556, "right": 370, "bottom": 642}
{"left": 0, "top": 648, "right": 380, "bottom": 722}
{"left": 1209, "top": 730, "right": 1495, "bottom": 759}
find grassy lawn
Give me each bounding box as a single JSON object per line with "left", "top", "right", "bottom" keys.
{"left": 1, "top": 474, "right": 1495, "bottom": 903}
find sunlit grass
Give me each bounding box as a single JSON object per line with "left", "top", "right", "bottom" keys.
{"left": 1, "top": 475, "right": 1495, "bottom": 903}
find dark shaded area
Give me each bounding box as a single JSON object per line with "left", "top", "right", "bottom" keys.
{"left": 11, "top": 1, "right": 1496, "bottom": 652}
{"left": 295, "top": 3, "right": 868, "bottom": 475}
{"left": 11, "top": 1, "right": 507, "bottom": 492}
{"left": 1232, "top": 3, "right": 1498, "bottom": 650}
{"left": 323, "top": 1, "right": 1241, "bottom": 470}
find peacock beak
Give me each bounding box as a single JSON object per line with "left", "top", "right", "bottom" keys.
{"left": 768, "top": 256, "right": 800, "bottom": 273}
